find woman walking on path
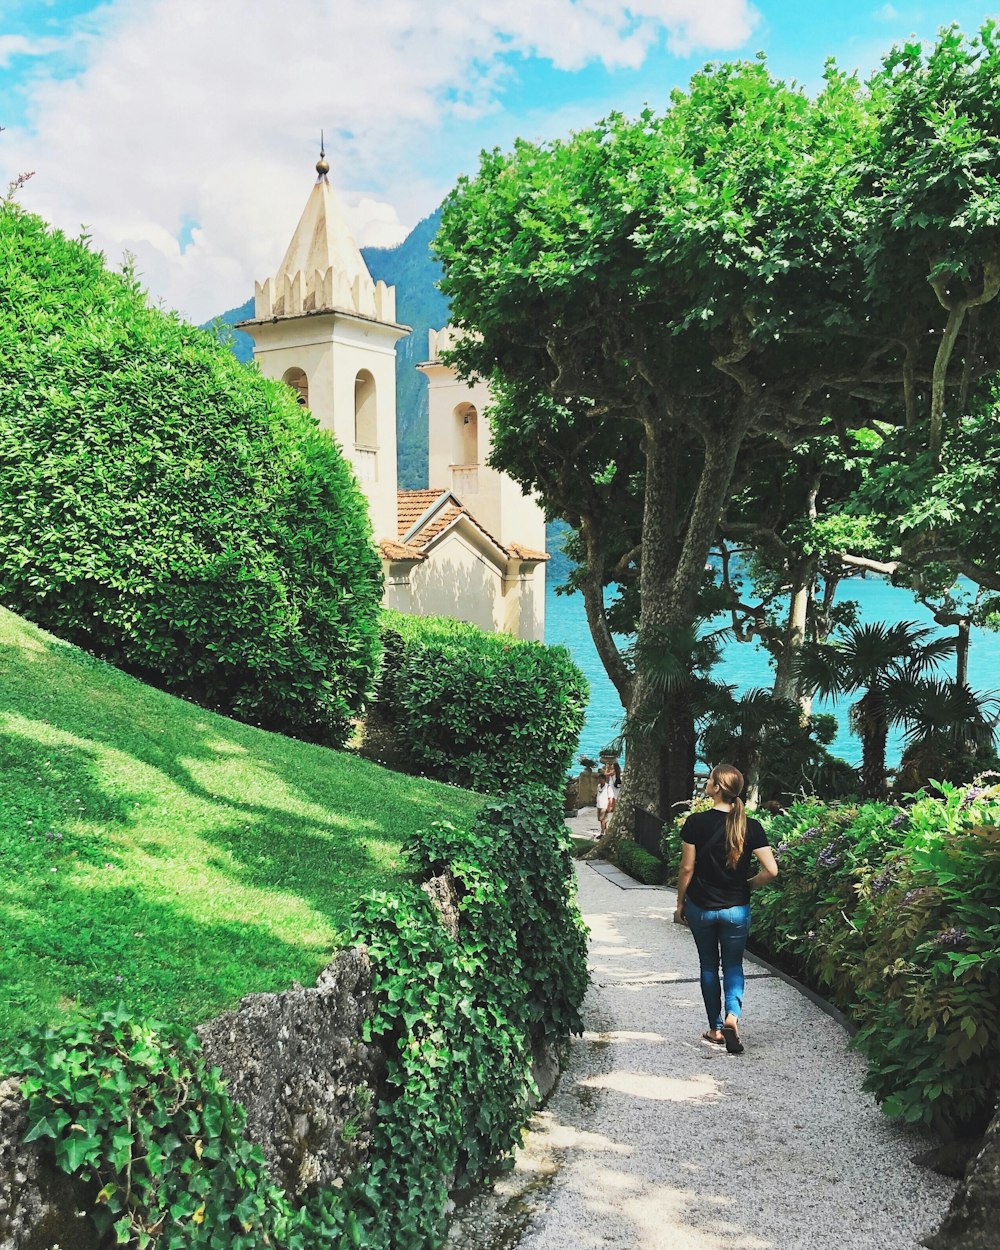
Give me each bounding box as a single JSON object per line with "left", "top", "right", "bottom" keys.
{"left": 674, "top": 764, "right": 779, "bottom": 1054}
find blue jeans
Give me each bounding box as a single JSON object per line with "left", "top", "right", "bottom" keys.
{"left": 684, "top": 899, "right": 751, "bottom": 1029}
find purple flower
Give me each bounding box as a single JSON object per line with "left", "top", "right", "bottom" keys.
{"left": 934, "top": 927, "right": 970, "bottom": 949}
{"left": 890, "top": 813, "right": 907, "bottom": 829}
{"left": 871, "top": 868, "right": 896, "bottom": 895}
{"left": 801, "top": 826, "right": 821, "bottom": 841}
{"left": 961, "top": 787, "right": 986, "bottom": 806}
{"left": 818, "top": 845, "right": 842, "bottom": 869}
{"left": 901, "top": 888, "right": 929, "bottom": 906}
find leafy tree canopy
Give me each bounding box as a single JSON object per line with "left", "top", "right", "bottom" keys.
{"left": 436, "top": 25, "right": 1000, "bottom": 836}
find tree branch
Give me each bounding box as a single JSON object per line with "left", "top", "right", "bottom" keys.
{"left": 837, "top": 552, "right": 901, "bottom": 576}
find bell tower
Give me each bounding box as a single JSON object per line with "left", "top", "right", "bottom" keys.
{"left": 238, "top": 144, "right": 409, "bottom": 545}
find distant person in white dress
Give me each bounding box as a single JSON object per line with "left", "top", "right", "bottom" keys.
{"left": 596, "top": 762, "right": 620, "bottom": 836}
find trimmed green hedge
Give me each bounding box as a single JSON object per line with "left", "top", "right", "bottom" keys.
{"left": 0, "top": 205, "right": 381, "bottom": 745}
{"left": 11, "top": 787, "right": 590, "bottom": 1249}
{"left": 750, "top": 779, "right": 1000, "bottom": 1133}
{"left": 617, "top": 840, "right": 665, "bottom": 884}
{"left": 369, "top": 611, "right": 587, "bottom": 792}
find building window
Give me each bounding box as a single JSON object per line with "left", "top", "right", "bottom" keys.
{"left": 354, "top": 370, "right": 378, "bottom": 483}
{"left": 454, "top": 402, "right": 478, "bottom": 465}
{"left": 282, "top": 367, "right": 308, "bottom": 407}
{"left": 355, "top": 371, "right": 377, "bottom": 446}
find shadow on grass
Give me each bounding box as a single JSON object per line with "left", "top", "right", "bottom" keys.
{"left": 0, "top": 878, "right": 330, "bottom": 1057}
{"left": 0, "top": 610, "right": 481, "bottom": 1044}
{"left": 2, "top": 609, "right": 478, "bottom": 854}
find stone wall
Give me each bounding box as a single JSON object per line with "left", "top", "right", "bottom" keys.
{"left": 0, "top": 872, "right": 564, "bottom": 1247}
{"left": 196, "top": 946, "right": 380, "bottom": 1198}
{"left": 924, "top": 1106, "right": 1000, "bottom": 1250}
{"left": 0, "top": 1078, "right": 102, "bottom": 1250}
{"left": 0, "top": 947, "right": 381, "bottom": 1250}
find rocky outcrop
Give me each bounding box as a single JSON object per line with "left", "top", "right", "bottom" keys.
{"left": 0, "top": 1079, "right": 102, "bottom": 1250}
{"left": 923, "top": 1106, "right": 1000, "bottom": 1250}
{"left": 0, "top": 948, "right": 381, "bottom": 1248}
{"left": 197, "top": 946, "right": 381, "bottom": 1197}
{"left": 422, "top": 873, "right": 460, "bottom": 939}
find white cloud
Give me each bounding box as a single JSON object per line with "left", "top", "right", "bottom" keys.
{"left": 0, "top": 0, "right": 757, "bottom": 321}
{"left": 873, "top": 4, "right": 899, "bottom": 20}
{"left": 0, "top": 34, "right": 62, "bottom": 66}
{"left": 352, "top": 198, "right": 409, "bottom": 250}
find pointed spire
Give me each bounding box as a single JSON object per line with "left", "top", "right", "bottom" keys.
{"left": 252, "top": 147, "right": 400, "bottom": 323}
{"left": 316, "top": 130, "right": 330, "bottom": 182}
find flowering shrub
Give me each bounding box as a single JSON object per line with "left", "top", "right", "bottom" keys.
{"left": 751, "top": 777, "right": 1000, "bottom": 1132}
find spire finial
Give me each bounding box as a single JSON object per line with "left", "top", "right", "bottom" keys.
{"left": 316, "top": 130, "right": 330, "bottom": 180}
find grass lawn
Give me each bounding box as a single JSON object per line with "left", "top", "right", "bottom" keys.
{"left": 0, "top": 607, "right": 483, "bottom": 1054}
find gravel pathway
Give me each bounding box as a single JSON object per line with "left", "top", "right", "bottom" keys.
{"left": 450, "top": 827, "right": 956, "bottom": 1250}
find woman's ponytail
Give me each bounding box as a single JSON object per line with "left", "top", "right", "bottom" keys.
{"left": 711, "top": 764, "right": 747, "bottom": 868}
{"left": 725, "top": 796, "right": 747, "bottom": 869}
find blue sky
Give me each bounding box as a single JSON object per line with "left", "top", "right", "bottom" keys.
{"left": 1, "top": 0, "right": 997, "bottom": 320}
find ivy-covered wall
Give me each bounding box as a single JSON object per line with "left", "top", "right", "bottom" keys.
{"left": 0, "top": 787, "right": 588, "bottom": 1249}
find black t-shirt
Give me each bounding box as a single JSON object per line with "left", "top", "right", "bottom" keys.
{"left": 681, "top": 809, "right": 769, "bottom": 909}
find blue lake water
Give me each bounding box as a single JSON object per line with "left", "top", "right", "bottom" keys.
{"left": 545, "top": 578, "right": 1000, "bottom": 768}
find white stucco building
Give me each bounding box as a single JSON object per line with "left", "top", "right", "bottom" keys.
{"left": 239, "top": 153, "right": 547, "bottom": 640}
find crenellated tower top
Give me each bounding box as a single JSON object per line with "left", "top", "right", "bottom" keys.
{"left": 251, "top": 147, "right": 397, "bottom": 324}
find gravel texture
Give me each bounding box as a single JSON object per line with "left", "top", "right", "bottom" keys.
{"left": 449, "top": 838, "right": 956, "bottom": 1250}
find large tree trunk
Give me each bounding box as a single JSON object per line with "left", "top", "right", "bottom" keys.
{"left": 591, "top": 411, "right": 751, "bottom": 859}
{"left": 859, "top": 689, "right": 889, "bottom": 801}
{"left": 956, "top": 617, "right": 970, "bottom": 689}
{"left": 664, "top": 693, "right": 696, "bottom": 817}
{"left": 772, "top": 556, "right": 815, "bottom": 713}
{"left": 579, "top": 518, "right": 634, "bottom": 709}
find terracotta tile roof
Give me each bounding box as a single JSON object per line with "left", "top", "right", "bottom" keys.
{"left": 508, "top": 543, "right": 550, "bottom": 562}
{"left": 396, "top": 489, "right": 444, "bottom": 539}
{"left": 379, "top": 539, "right": 427, "bottom": 562}
{"left": 412, "top": 502, "right": 466, "bottom": 547}
{"left": 394, "top": 489, "right": 548, "bottom": 565}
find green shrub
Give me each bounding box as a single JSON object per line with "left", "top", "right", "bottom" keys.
{"left": 460, "top": 787, "right": 589, "bottom": 1044}
{"left": 617, "top": 840, "right": 665, "bottom": 884}
{"left": 345, "top": 786, "right": 588, "bottom": 1249}
{"left": 0, "top": 205, "right": 381, "bottom": 745}
{"left": 751, "top": 778, "right": 1000, "bottom": 1133}
{"left": 369, "top": 611, "right": 587, "bottom": 792}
